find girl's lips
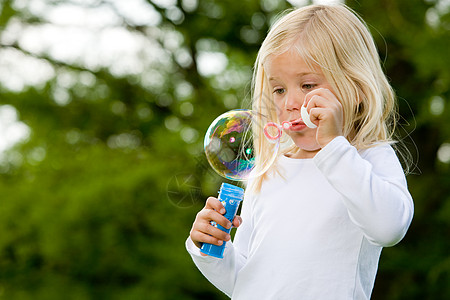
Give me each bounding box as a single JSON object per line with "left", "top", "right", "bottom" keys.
{"left": 289, "top": 118, "right": 304, "bottom": 126}
{"left": 282, "top": 118, "right": 307, "bottom": 131}
{"left": 289, "top": 122, "right": 307, "bottom": 131}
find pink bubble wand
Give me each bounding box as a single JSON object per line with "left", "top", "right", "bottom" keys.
{"left": 263, "top": 106, "right": 316, "bottom": 141}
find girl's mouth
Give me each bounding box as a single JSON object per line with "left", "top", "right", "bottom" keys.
{"left": 282, "top": 118, "right": 306, "bottom": 131}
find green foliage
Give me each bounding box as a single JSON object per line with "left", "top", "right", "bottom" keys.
{"left": 0, "top": 0, "right": 449, "bottom": 299}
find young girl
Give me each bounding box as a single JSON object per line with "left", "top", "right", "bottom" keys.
{"left": 187, "top": 4, "right": 414, "bottom": 299}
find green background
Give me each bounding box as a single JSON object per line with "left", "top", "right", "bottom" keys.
{"left": 0, "top": 0, "right": 449, "bottom": 299}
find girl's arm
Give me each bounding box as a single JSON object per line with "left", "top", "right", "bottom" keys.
{"left": 186, "top": 191, "right": 254, "bottom": 296}
{"left": 313, "top": 136, "right": 414, "bottom": 247}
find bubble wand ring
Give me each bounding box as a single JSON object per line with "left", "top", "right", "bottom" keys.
{"left": 263, "top": 122, "right": 283, "bottom": 142}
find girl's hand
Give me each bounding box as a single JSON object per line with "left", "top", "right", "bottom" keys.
{"left": 190, "top": 197, "right": 242, "bottom": 254}
{"left": 304, "top": 88, "right": 344, "bottom": 147}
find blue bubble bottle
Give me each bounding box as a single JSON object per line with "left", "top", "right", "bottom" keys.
{"left": 200, "top": 183, "right": 244, "bottom": 258}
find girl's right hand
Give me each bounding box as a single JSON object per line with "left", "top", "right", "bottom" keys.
{"left": 190, "top": 197, "right": 242, "bottom": 252}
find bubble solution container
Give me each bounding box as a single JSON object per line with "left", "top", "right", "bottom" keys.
{"left": 200, "top": 183, "right": 244, "bottom": 259}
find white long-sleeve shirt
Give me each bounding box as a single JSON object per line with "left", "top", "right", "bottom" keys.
{"left": 186, "top": 136, "right": 414, "bottom": 299}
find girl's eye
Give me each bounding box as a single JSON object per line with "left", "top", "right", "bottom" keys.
{"left": 273, "top": 88, "right": 285, "bottom": 95}
{"left": 302, "top": 84, "right": 316, "bottom": 91}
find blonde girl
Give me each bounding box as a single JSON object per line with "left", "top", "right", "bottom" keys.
{"left": 187, "top": 4, "right": 414, "bottom": 299}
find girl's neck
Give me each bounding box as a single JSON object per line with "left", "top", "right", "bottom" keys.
{"left": 285, "top": 148, "right": 320, "bottom": 159}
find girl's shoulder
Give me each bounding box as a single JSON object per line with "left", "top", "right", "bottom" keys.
{"left": 358, "top": 142, "right": 396, "bottom": 160}
{"left": 359, "top": 142, "right": 406, "bottom": 178}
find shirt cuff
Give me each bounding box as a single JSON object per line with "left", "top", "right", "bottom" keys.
{"left": 186, "top": 236, "right": 223, "bottom": 261}
{"left": 186, "top": 236, "right": 205, "bottom": 256}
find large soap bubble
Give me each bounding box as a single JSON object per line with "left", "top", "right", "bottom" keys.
{"left": 204, "top": 109, "right": 281, "bottom": 181}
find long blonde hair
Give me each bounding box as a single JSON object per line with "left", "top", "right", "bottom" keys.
{"left": 249, "top": 4, "right": 398, "bottom": 192}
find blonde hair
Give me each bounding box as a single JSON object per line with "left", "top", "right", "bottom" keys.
{"left": 249, "top": 4, "right": 398, "bottom": 192}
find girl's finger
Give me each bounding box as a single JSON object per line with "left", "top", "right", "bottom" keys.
{"left": 304, "top": 88, "right": 336, "bottom": 108}
{"left": 196, "top": 220, "right": 231, "bottom": 240}
{"left": 232, "top": 215, "right": 242, "bottom": 228}
{"left": 198, "top": 208, "right": 232, "bottom": 230}
{"left": 205, "top": 197, "right": 226, "bottom": 214}
{"left": 190, "top": 230, "right": 225, "bottom": 247}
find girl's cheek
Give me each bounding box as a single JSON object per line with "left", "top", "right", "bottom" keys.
{"left": 275, "top": 105, "right": 284, "bottom": 118}
{"left": 273, "top": 99, "right": 284, "bottom": 114}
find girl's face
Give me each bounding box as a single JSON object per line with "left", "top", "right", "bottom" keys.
{"left": 265, "top": 50, "right": 336, "bottom": 158}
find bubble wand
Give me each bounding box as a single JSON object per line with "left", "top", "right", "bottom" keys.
{"left": 263, "top": 106, "right": 316, "bottom": 140}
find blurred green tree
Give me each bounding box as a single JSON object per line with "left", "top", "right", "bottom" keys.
{"left": 0, "top": 0, "right": 448, "bottom": 299}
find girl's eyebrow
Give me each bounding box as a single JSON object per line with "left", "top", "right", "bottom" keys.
{"left": 269, "top": 72, "right": 321, "bottom": 81}
{"left": 295, "top": 72, "right": 321, "bottom": 77}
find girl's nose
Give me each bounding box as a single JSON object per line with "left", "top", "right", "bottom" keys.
{"left": 284, "top": 90, "right": 303, "bottom": 111}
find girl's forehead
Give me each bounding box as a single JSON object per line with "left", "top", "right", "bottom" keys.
{"left": 264, "top": 50, "right": 322, "bottom": 76}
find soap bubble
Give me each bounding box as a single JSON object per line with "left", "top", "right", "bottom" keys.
{"left": 204, "top": 109, "right": 281, "bottom": 181}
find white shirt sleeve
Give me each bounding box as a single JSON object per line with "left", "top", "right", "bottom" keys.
{"left": 185, "top": 190, "right": 254, "bottom": 297}
{"left": 313, "top": 136, "right": 414, "bottom": 247}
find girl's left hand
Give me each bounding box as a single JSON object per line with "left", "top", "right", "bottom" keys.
{"left": 304, "top": 88, "right": 344, "bottom": 148}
